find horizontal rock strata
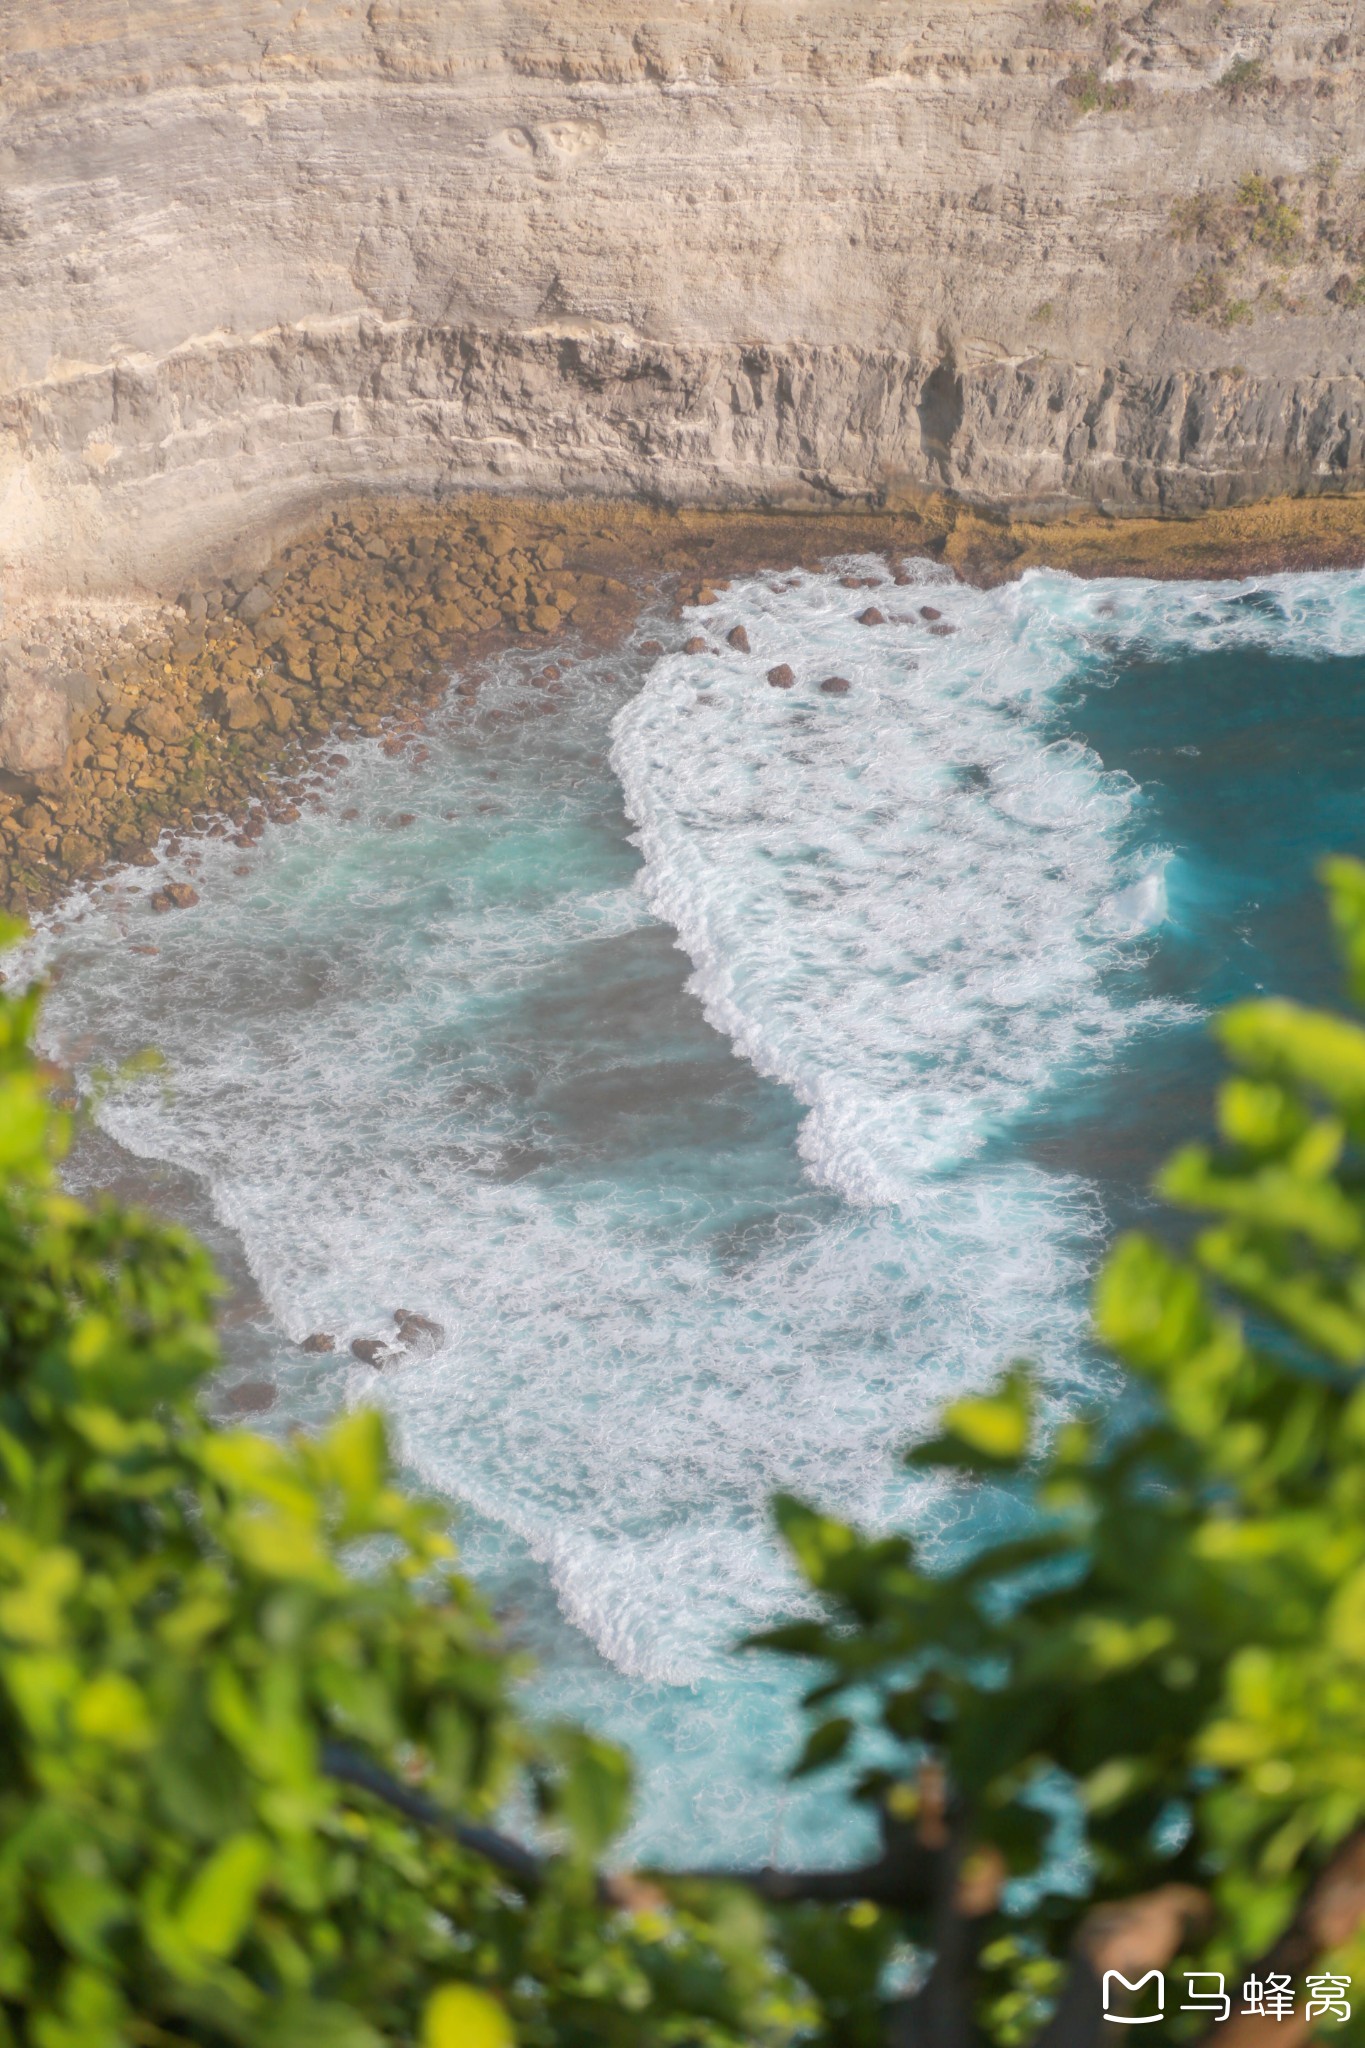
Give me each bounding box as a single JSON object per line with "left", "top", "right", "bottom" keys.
{"left": 5, "top": 0, "right": 1365, "bottom": 610}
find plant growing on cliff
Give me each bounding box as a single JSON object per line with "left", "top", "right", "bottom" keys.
{"left": 1216, "top": 56, "right": 1267, "bottom": 97}
{"left": 755, "top": 858, "right": 1365, "bottom": 2040}
{"left": 0, "top": 930, "right": 802, "bottom": 2048}
{"left": 1060, "top": 66, "right": 1134, "bottom": 113}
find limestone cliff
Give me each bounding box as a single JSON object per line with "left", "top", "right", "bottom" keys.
{"left": 3, "top": 0, "right": 1365, "bottom": 600}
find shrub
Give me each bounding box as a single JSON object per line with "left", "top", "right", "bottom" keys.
{"left": 1217, "top": 56, "right": 1267, "bottom": 96}
{"left": 1061, "top": 66, "right": 1135, "bottom": 113}
{"left": 12, "top": 829, "right": 1365, "bottom": 2045}
{"left": 0, "top": 925, "right": 800, "bottom": 2047}
{"left": 758, "top": 860, "right": 1365, "bottom": 2038}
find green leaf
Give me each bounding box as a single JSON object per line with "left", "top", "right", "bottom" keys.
{"left": 177, "top": 1833, "right": 273, "bottom": 1959}
{"left": 792, "top": 1717, "right": 854, "bottom": 1777}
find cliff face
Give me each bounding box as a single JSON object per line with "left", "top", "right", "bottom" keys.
{"left": 3, "top": 0, "right": 1365, "bottom": 597}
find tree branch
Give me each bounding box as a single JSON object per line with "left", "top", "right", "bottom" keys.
{"left": 321, "top": 1741, "right": 547, "bottom": 1893}
{"left": 321, "top": 1741, "right": 938, "bottom": 1910}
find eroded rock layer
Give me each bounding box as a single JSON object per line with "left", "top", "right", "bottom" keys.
{"left": 4, "top": 0, "right": 1365, "bottom": 601}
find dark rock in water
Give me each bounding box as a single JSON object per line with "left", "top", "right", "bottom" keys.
{"left": 150, "top": 882, "right": 199, "bottom": 912}
{"left": 767, "top": 664, "right": 796, "bottom": 688}
{"left": 726, "top": 624, "right": 751, "bottom": 653}
{"left": 387, "top": 813, "right": 417, "bottom": 829}
{"left": 928, "top": 622, "right": 958, "bottom": 636}
{"left": 350, "top": 1337, "right": 392, "bottom": 1369}
{"left": 893, "top": 571, "right": 913, "bottom": 586}
{"left": 857, "top": 607, "right": 886, "bottom": 626}
{"left": 819, "top": 675, "right": 852, "bottom": 694}
{"left": 301, "top": 1332, "right": 335, "bottom": 1353}
{"left": 683, "top": 636, "right": 708, "bottom": 655}
{"left": 394, "top": 1309, "right": 446, "bottom": 1349}
{"left": 223, "top": 1379, "right": 277, "bottom": 1415}
{"left": 919, "top": 605, "right": 943, "bottom": 621}
{"left": 639, "top": 641, "right": 663, "bottom": 658}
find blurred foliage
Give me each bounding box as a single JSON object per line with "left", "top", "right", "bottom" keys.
{"left": 0, "top": 915, "right": 806, "bottom": 2047}
{"left": 755, "top": 857, "right": 1365, "bottom": 2041}
{"left": 15, "top": 844, "right": 1365, "bottom": 2046}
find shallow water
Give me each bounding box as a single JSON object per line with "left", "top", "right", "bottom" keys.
{"left": 29, "top": 558, "right": 1365, "bottom": 1866}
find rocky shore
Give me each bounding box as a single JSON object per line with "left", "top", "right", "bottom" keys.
{"left": 5, "top": 485, "right": 1365, "bottom": 916}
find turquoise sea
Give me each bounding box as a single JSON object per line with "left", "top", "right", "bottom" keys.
{"left": 29, "top": 559, "right": 1365, "bottom": 1869}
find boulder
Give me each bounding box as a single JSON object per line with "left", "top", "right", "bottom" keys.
{"left": 133, "top": 702, "right": 187, "bottom": 744}
{"left": 301, "top": 1332, "right": 336, "bottom": 1353}
{"left": 223, "top": 1379, "right": 277, "bottom": 1415}
{"left": 857, "top": 607, "right": 886, "bottom": 626}
{"left": 212, "top": 682, "right": 266, "bottom": 731}
{"left": 819, "top": 675, "right": 852, "bottom": 694}
{"left": 58, "top": 667, "right": 99, "bottom": 712}
{"left": 150, "top": 882, "right": 199, "bottom": 912}
{"left": 726, "top": 624, "right": 751, "bottom": 653}
{"left": 683, "top": 636, "right": 708, "bottom": 654}
{"left": 394, "top": 1309, "right": 446, "bottom": 1350}
{"left": 766, "top": 664, "right": 796, "bottom": 688}
{"left": 0, "top": 659, "right": 71, "bottom": 779}
{"left": 919, "top": 605, "right": 943, "bottom": 621}
{"left": 350, "top": 1337, "right": 393, "bottom": 1369}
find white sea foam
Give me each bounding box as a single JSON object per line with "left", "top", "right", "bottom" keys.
{"left": 610, "top": 560, "right": 1179, "bottom": 1202}
{"left": 29, "top": 562, "right": 1365, "bottom": 1859}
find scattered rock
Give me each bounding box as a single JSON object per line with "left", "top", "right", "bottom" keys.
{"left": 149, "top": 882, "right": 199, "bottom": 912}
{"left": 695, "top": 586, "right": 718, "bottom": 606}
{"left": 726, "top": 624, "right": 751, "bottom": 653}
{"left": 235, "top": 584, "right": 274, "bottom": 626}
{"left": 387, "top": 813, "right": 417, "bottom": 829}
{"left": 350, "top": 1337, "right": 393, "bottom": 1369}
{"left": 223, "top": 1380, "right": 277, "bottom": 1415}
{"left": 301, "top": 1332, "right": 336, "bottom": 1353}
{"left": 133, "top": 702, "right": 187, "bottom": 744}
{"left": 638, "top": 641, "right": 663, "bottom": 658}
{"left": 928, "top": 623, "right": 958, "bottom": 636}
{"left": 919, "top": 605, "right": 943, "bottom": 622}
{"left": 683, "top": 636, "right": 708, "bottom": 655}
{"left": 893, "top": 572, "right": 913, "bottom": 587}
{"left": 58, "top": 667, "right": 100, "bottom": 712}
{"left": 394, "top": 1309, "right": 446, "bottom": 1350}
{"left": 212, "top": 682, "right": 266, "bottom": 731}
{"left": 819, "top": 676, "right": 852, "bottom": 694}
{"left": 767, "top": 664, "right": 796, "bottom": 688}
{"left": 857, "top": 608, "right": 886, "bottom": 626}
